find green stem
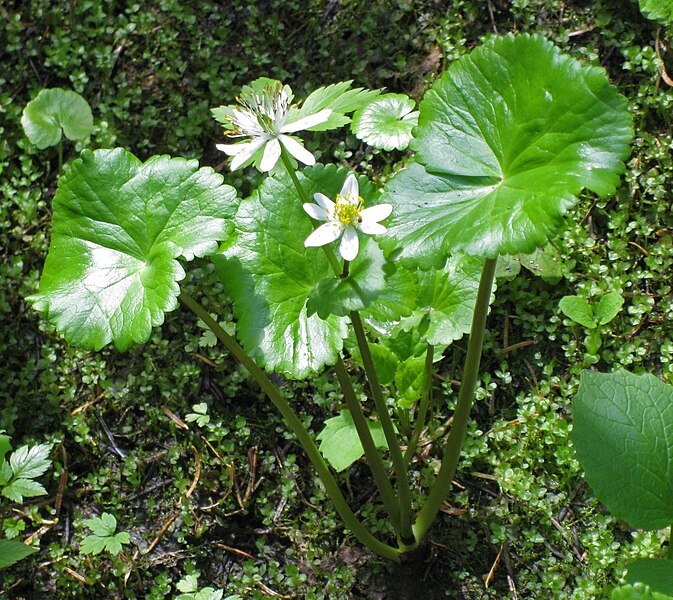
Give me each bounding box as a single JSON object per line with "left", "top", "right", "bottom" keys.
{"left": 278, "top": 148, "right": 342, "bottom": 276}
{"left": 412, "top": 257, "right": 497, "bottom": 544}
{"left": 334, "top": 357, "right": 401, "bottom": 531}
{"left": 404, "top": 343, "right": 434, "bottom": 466}
{"left": 179, "top": 291, "right": 401, "bottom": 561}
{"left": 350, "top": 310, "right": 416, "bottom": 548}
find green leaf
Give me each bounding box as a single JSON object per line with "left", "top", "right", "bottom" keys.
{"left": 307, "top": 238, "right": 392, "bottom": 318}
{"left": 559, "top": 296, "right": 596, "bottom": 329}
{"left": 638, "top": 0, "right": 673, "bottom": 24}
{"left": 0, "top": 539, "right": 38, "bottom": 568}
{"left": 595, "top": 292, "right": 624, "bottom": 325}
{"left": 352, "top": 94, "right": 418, "bottom": 151}
{"left": 2, "top": 479, "right": 48, "bottom": 503}
{"left": 571, "top": 370, "right": 673, "bottom": 530}
{"left": 29, "top": 148, "right": 238, "bottom": 351}
{"left": 81, "top": 513, "right": 129, "bottom": 555}
{"left": 360, "top": 261, "right": 418, "bottom": 327}
{"left": 518, "top": 244, "right": 563, "bottom": 281}
{"left": 612, "top": 583, "right": 673, "bottom": 600}
{"left": 214, "top": 164, "right": 381, "bottom": 378}
{"left": 379, "top": 34, "right": 632, "bottom": 268}
{"left": 399, "top": 254, "right": 484, "bottom": 346}
{"left": 0, "top": 434, "right": 11, "bottom": 462}
{"left": 21, "top": 88, "right": 93, "bottom": 149}
{"left": 626, "top": 559, "right": 673, "bottom": 596}
{"left": 289, "top": 81, "right": 381, "bottom": 132}
{"left": 395, "top": 356, "right": 427, "bottom": 408}
{"left": 9, "top": 443, "right": 51, "bottom": 480}
{"left": 346, "top": 340, "right": 399, "bottom": 386}
{"left": 317, "top": 410, "right": 387, "bottom": 472}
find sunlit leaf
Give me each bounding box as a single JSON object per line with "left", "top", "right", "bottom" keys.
{"left": 317, "top": 410, "right": 387, "bottom": 472}
{"left": 29, "top": 149, "right": 238, "bottom": 351}
{"left": 559, "top": 296, "right": 596, "bottom": 329}
{"left": 21, "top": 88, "right": 93, "bottom": 149}
{"left": 638, "top": 0, "right": 673, "bottom": 23}
{"left": 352, "top": 93, "right": 418, "bottom": 151}
{"left": 380, "top": 34, "right": 633, "bottom": 268}
{"left": 214, "top": 165, "right": 378, "bottom": 378}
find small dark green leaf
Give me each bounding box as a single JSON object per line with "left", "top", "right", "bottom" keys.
{"left": 29, "top": 149, "right": 238, "bottom": 351}
{"left": 559, "top": 296, "right": 596, "bottom": 329}
{"left": 21, "top": 88, "right": 93, "bottom": 149}
{"left": 626, "top": 559, "right": 673, "bottom": 596}
{"left": 317, "top": 410, "right": 387, "bottom": 472}
{"left": 572, "top": 370, "right": 673, "bottom": 530}
{"left": 0, "top": 539, "right": 38, "bottom": 568}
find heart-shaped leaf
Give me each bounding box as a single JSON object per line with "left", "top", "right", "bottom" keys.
{"left": 29, "top": 148, "right": 238, "bottom": 351}
{"left": 214, "top": 165, "right": 379, "bottom": 378}
{"left": 21, "top": 88, "right": 94, "bottom": 149}
{"left": 572, "top": 370, "right": 673, "bottom": 530}
{"left": 380, "top": 34, "right": 633, "bottom": 268}
{"left": 352, "top": 93, "right": 418, "bottom": 151}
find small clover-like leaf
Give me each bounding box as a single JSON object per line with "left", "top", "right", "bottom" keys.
{"left": 317, "top": 410, "right": 387, "bottom": 472}
{"left": 81, "top": 513, "right": 129, "bottom": 555}
{"left": 352, "top": 93, "right": 418, "bottom": 151}
{"left": 29, "top": 148, "right": 238, "bottom": 351}
{"left": 380, "top": 34, "right": 633, "bottom": 268}
{"left": 21, "top": 88, "right": 93, "bottom": 149}
{"left": 572, "top": 370, "right": 673, "bottom": 530}
{"left": 559, "top": 296, "right": 596, "bottom": 329}
{"left": 0, "top": 539, "right": 38, "bottom": 569}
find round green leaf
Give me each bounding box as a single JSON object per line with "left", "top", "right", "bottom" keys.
{"left": 380, "top": 34, "right": 633, "bottom": 267}
{"left": 352, "top": 93, "right": 418, "bottom": 151}
{"left": 214, "top": 165, "right": 378, "bottom": 379}
{"left": 571, "top": 370, "right": 673, "bottom": 530}
{"left": 638, "top": 0, "right": 673, "bottom": 23}
{"left": 29, "top": 148, "right": 238, "bottom": 351}
{"left": 21, "top": 88, "right": 93, "bottom": 149}
{"left": 559, "top": 296, "right": 596, "bottom": 329}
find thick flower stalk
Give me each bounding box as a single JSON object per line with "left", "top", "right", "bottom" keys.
{"left": 303, "top": 174, "right": 392, "bottom": 261}
{"left": 216, "top": 82, "right": 331, "bottom": 172}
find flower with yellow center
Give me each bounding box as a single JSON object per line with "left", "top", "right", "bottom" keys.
{"left": 216, "top": 82, "right": 332, "bottom": 172}
{"left": 303, "top": 174, "right": 392, "bottom": 261}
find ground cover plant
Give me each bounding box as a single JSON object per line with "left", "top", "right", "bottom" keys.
{"left": 2, "top": 0, "right": 673, "bottom": 598}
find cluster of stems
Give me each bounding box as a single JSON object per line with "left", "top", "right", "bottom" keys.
{"left": 179, "top": 149, "right": 497, "bottom": 561}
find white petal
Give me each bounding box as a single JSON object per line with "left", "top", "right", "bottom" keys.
{"left": 281, "top": 108, "right": 332, "bottom": 133}
{"left": 232, "top": 108, "right": 263, "bottom": 135}
{"left": 313, "top": 193, "right": 335, "bottom": 212}
{"left": 280, "top": 135, "right": 316, "bottom": 166}
{"left": 303, "top": 203, "right": 328, "bottom": 221}
{"left": 216, "top": 142, "right": 248, "bottom": 156}
{"left": 305, "top": 222, "right": 343, "bottom": 247}
{"left": 359, "top": 221, "right": 387, "bottom": 235}
{"left": 360, "top": 203, "right": 392, "bottom": 223}
{"left": 339, "top": 226, "right": 359, "bottom": 261}
{"left": 229, "top": 138, "right": 266, "bottom": 171}
{"left": 260, "top": 138, "right": 282, "bottom": 171}
{"left": 340, "top": 173, "right": 359, "bottom": 199}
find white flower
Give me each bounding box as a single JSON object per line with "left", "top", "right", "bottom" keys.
{"left": 303, "top": 174, "right": 392, "bottom": 261}
{"left": 216, "top": 82, "right": 332, "bottom": 172}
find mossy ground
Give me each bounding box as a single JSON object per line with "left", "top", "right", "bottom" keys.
{"left": 1, "top": 0, "right": 672, "bottom": 598}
